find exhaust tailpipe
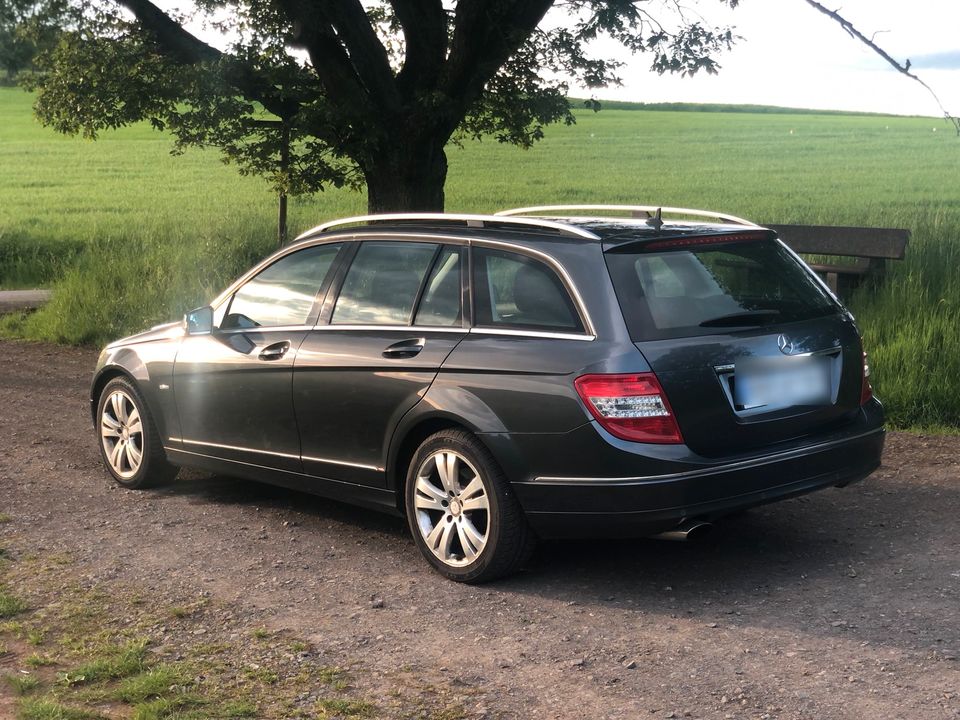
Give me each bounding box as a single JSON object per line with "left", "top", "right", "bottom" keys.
{"left": 652, "top": 519, "right": 713, "bottom": 542}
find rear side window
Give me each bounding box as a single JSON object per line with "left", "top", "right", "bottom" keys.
{"left": 223, "top": 243, "right": 341, "bottom": 329}
{"left": 605, "top": 240, "right": 838, "bottom": 340}
{"left": 332, "top": 241, "right": 437, "bottom": 325}
{"left": 472, "top": 248, "right": 583, "bottom": 333}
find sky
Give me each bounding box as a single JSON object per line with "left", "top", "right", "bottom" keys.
{"left": 573, "top": 0, "right": 960, "bottom": 117}
{"left": 169, "top": 0, "right": 960, "bottom": 118}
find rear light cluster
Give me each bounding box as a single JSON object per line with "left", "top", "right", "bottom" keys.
{"left": 574, "top": 373, "right": 683, "bottom": 444}
{"left": 860, "top": 350, "right": 873, "bottom": 405}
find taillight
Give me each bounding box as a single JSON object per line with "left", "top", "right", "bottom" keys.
{"left": 860, "top": 349, "right": 873, "bottom": 405}
{"left": 574, "top": 373, "right": 683, "bottom": 444}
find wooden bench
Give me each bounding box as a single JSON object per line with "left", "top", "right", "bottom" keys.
{"left": 766, "top": 224, "right": 910, "bottom": 296}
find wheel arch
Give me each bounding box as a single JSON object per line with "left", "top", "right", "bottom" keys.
{"left": 387, "top": 414, "right": 477, "bottom": 512}
{"left": 90, "top": 365, "right": 142, "bottom": 425}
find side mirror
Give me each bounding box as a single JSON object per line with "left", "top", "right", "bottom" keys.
{"left": 184, "top": 306, "right": 214, "bottom": 335}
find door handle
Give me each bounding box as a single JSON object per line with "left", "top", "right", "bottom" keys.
{"left": 382, "top": 337, "right": 425, "bottom": 359}
{"left": 258, "top": 341, "right": 290, "bottom": 361}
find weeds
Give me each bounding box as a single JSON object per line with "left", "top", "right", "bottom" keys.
{"left": 4, "top": 672, "right": 40, "bottom": 695}
{"left": 0, "top": 591, "right": 27, "bottom": 618}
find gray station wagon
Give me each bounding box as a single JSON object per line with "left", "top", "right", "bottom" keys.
{"left": 91, "top": 206, "right": 885, "bottom": 582}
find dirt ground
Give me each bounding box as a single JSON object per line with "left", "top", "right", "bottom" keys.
{"left": 1, "top": 339, "right": 958, "bottom": 719}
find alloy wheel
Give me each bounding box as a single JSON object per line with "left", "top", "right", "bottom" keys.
{"left": 100, "top": 389, "right": 144, "bottom": 479}
{"left": 413, "top": 450, "right": 490, "bottom": 567}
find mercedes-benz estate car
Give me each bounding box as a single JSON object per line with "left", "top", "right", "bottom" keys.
{"left": 92, "top": 206, "right": 885, "bottom": 582}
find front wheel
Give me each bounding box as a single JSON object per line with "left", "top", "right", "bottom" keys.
{"left": 405, "top": 430, "right": 535, "bottom": 583}
{"left": 96, "top": 377, "right": 178, "bottom": 489}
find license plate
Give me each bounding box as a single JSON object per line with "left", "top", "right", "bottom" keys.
{"left": 733, "top": 357, "right": 831, "bottom": 410}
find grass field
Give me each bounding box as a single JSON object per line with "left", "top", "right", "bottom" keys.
{"left": 1, "top": 86, "right": 959, "bottom": 428}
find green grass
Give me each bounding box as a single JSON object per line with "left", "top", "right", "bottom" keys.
{"left": 112, "top": 665, "right": 186, "bottom": 703}
{"left": 315, "top": 698, "right": 377, "bottom": 718}
{"left": 5, "top": 672, "right": 41, "bottom": 695}
{"left": 58, "top": 639, "right": 147, "bottom": 686}
{"left": 1, "top": 86, "right": 959, "bottom": 427}
{"left": 16, "top": 698, "right": 104, "bottom": 720}
{"left": 0, "top": 591, "right": 28, "bottom": 618}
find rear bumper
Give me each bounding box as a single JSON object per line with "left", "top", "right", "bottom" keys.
{"left": 509, "top": 424, "right": 885, "bottom": 539}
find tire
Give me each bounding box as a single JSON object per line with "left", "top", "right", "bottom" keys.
{"left": 96, "top": 376, "right": 178, "bottom": 489}
{"left": 404, "top": 429, "right": 535, "bottom": 583}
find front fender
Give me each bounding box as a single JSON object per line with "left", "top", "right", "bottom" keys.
{"left": 89, "top": 340, "right": 180, "bottom": 443}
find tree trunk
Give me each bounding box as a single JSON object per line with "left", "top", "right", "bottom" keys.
{"left": 363, "top": 137, "right": 448, "bottom": 213}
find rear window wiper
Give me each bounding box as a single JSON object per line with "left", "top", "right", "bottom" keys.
{"left": 699, "top": 310, "right": 781, "bottom": 327}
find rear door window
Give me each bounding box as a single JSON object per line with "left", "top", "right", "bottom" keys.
{"left": 414, "top": 246, "right": 462, "bottom": 327}
{"left": 472, "top": 247, "right": 584, "bottom": 332}
{"left": 605, "top": 240, "right": 838, "bottom": 340}
{"left": 332, "top": 241, "right": 437, "bottom": 325}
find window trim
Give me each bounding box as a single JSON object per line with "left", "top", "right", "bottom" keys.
{"left": 209, "top": 232, "right": 596, "bottom": 340}
{"left": 324, "top": 239, "right": 448, "bottom": 328}
{"left": 469, "top": 243, "right": 590, "bottom": 337}
{"left": 219, "top": 242, "right": 347, "bottom": 331}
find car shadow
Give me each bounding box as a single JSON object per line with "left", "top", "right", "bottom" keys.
{"left": 152, "top": 469, "right": 958, "bottom": 655}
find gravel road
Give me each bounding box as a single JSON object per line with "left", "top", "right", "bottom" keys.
{"left": 1, "top": 339, "right": 958, "bottom": 719}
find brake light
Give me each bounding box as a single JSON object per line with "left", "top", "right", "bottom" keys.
{"left": 574, "top": 373, "right": 683, "bottom": 444}
{"left": 644, "top": 231, "right": 771, "bottom": 251}
{"left": 860, "top": 349, "right": 873, "bottom": 405}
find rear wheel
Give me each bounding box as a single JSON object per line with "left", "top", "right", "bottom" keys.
{"left": 96, "top": 377, "right": 177, "bottom": 489}
{"left": 405, "top": 430, "right": 534, "bottom": 583}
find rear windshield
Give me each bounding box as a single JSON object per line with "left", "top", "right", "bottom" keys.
{"left": 605, "top": 240, "right": 839, "bottom": 341}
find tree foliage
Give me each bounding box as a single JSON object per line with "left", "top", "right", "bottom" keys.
{"left": 0, "top": 0, "right": 75, "bottom": 78}
{"left": 23, "top": 0, "right": 741, "bottom": 211}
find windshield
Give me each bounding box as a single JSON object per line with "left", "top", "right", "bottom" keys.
{"left": 605, "top": 240, "right": 839, "bottom": 341}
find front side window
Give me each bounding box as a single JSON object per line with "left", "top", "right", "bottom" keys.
{"left": 223, "top": 243, "right": 341, "bottom": 329}
{"left": 472, "top": 247, "right": 584, "bottom": 332}
{"left": 332, "top": 242, "right": 438, "bottom": 325}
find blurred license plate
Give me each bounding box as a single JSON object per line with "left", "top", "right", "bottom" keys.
{"left": 734, "top": 357, "right": 831, "bottom": 410}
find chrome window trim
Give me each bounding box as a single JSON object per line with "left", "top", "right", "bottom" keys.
{"left": 211, "top": 231, "right": 597, "bottom": 340}
{"left": 317, "top": 324, "right": 467, "bottom": 334}
{"left": 216, "top": 324, "right": 314, "bottom": 335}
{"left": 469, "top": 238, "right": 597, "bottom": 338}
{"left": 470, "top": 328, "right": 596, "bottom": 342}
{"left": 176, "top": 438, "right": 383, "bottom": 472}
{"left": 522, "top": 428, "right": 884, "bottom": 486}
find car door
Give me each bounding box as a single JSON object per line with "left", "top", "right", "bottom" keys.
{"left": 294, "top": 240, "right": 467, "bottom": 486}
{"left": 172, "top": 242, "right": 345, "bottom": 471}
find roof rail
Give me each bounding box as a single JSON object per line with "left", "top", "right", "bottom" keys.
{"left": 295, "top": 213, "right": 601, "bottom": 241}
{"left": 495, "top": 205, "right": 757, "bottom": 227}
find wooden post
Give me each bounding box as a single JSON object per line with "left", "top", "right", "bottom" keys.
{"left": 251, "top": 119, "right": 291, "bottom": 247}
{"left": 278, "top": 121, "right": 290, "bottom": 247}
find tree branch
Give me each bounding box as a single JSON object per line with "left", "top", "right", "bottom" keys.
{"left": 116, "top": 0, "right": 220, "bottom": 63}
{"left": 391, "top": 0, "right": 448, "bottom": 98}
{"left": 314, "top": 0, "right": 402, "bottom": 113}
{"left": 803, "top": 0, "right": 959, "bottom": 134}
{"left": 116, "top": 0, "right": 299, "bottom": 119}
{"left": 276, "top": 0, "right": 369, "bottom": 106}
{"left": 444, "top": 0, "right": 555, "bottom": 130}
